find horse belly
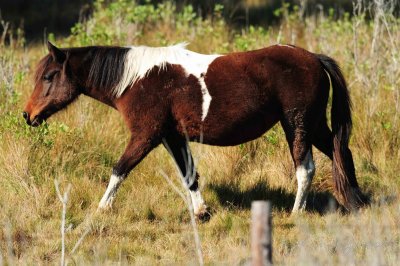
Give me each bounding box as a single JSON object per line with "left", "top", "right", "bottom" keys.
{"left": 198, "top": 58, "right": 279, "bottom": 145}
{"left": 201, "top": 108, "right": 280, "bottom": 146}
{"left": 172, "top": 96, "right": 279, "bottom": 146}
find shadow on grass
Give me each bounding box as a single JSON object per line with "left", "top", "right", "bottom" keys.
{"left": 209, "top": 182, "right": 337, "bottom": 214}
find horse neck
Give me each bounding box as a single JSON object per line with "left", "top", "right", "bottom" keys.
{"left": 68, "top": 47, "right": 118, "bottom": 109}
{"left": 82, "top": 86, "right": 117, "bottom": 109}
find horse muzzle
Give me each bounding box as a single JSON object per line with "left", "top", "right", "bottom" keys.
{"left": 23, "top": 111, "right": 43, "bottom": 127}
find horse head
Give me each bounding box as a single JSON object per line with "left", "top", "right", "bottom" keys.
{"left": 23, "top": 41, "right": 80, "bottom": 126}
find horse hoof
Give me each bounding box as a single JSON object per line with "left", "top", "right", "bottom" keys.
{"left": 194, "top": 205, "right": 211, "bottom": 222}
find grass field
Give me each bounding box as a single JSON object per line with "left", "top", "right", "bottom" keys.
{"left": 1, "top": 0, "right": 400, "bottom": 264}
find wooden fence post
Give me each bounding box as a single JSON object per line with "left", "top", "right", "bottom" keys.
{"left": 251, "top": 201, "right": 272, "bottom": 266}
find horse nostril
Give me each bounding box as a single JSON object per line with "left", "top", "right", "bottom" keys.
{"left": 22, "top": 111, "right": 29, "bottom": 120}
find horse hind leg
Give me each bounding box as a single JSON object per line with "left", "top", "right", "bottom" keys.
{"left": 312, "top": 118, "right": 333, "bottom": 160}
{"left": 162, "top": 133, "right": 208, "bottom": 220}
{"left": 281, "top": 112, "right": 316, "bottom": 212}
{"left": 292, "top": 149, "right": 315, "bottom": 211}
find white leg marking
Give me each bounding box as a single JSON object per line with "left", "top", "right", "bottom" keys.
{"left": 199, "top": 77, "right": 212, "bottom": 121}
{"left": 292, "top": 151, "right": 315, "bottom": 212}
{"left": 98, "top": 174, "right": 124, "bottom": 209}
{"left": 189, "top": 189, "right": 207, "bottom": 216}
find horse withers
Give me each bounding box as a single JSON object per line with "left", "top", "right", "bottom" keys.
{"left": 23, "top": 42, "right": 368, "bottom": 218}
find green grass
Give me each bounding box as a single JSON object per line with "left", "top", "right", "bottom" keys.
{"left": 1, "top": 0, "right": 400, "bottom": 264}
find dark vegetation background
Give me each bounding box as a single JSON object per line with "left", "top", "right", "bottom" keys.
{"left": 0, "top": 0, "right": 358, "bottom": 41}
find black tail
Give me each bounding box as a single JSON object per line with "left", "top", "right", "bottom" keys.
{"left": 317, "top": 54, "right": 368, "bottom": 210}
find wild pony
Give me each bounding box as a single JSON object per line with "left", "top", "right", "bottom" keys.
{"left": 24, "top": 42, "right": 367, "bottom": 218}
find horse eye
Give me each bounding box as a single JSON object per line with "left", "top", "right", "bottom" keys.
{"left": 43, "top": 75, "right": 52, "bottom": 81}
{"left": 43, "top": 71, "right": 59, "bottom": 82}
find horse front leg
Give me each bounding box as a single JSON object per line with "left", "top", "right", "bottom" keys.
{"left": 98, "top": 136, "right": 156, "bottom": 209}
{"left": 163, "top": 133, "right": 209, "bottom": 220}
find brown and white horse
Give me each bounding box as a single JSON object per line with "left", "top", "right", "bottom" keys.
{"left": 24, "top": 42, "right": 367, "bottom": 217}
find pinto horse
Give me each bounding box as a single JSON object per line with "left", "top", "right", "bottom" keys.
{"left": 24, "top": 42, "right": 367, "bottom": 217}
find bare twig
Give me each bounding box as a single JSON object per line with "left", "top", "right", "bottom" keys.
{"left": 53, "top": 178, "right": 93, "bottom": 260}
{"left": 54, "top": 179, "right": 72, "bottom": 266}
{"left": 160, "top": 133, "right": 204, "bottom": 265}
{"left": 160, "top": 128, "right": 204, "bottom": 265}
{"left": 4, "top": 221, "right": 14, "bottom": 266}
{"left": 71, "top": 227, "right": 91, "bottom": 254}
{"left": 159, "top": 170, "right": 204, "bottom": 266}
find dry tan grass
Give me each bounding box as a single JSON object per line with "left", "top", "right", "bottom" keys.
{"left": 1, "top": 0, "right": 400, "bottom": 264}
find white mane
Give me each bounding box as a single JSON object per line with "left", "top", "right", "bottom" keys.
{"left": 113, "top": 43, "right": 220, "bottom": 97}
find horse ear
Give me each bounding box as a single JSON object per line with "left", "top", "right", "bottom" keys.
{"left": 47, "top": 41, "right": 66, "bottom": 63}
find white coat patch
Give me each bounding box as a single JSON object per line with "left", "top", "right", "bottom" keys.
{"left": 277, "top": 44, "right": 295, "bottom": 49}
{"left": 199, "top": 77, "right": 212, "bottom": 121}
{"left": 113, "top": 43, "right": 220, "bottom": 120}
